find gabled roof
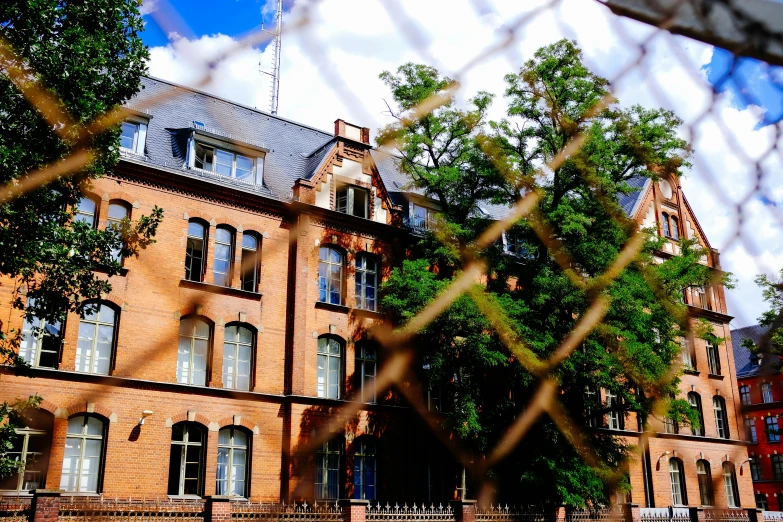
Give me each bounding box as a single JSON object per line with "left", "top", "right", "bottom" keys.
{"left": 732, "top": 324, "right": 773, "bottom": 378}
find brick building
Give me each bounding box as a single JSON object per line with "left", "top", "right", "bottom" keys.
{"left": 733, "top": 324, "right": 781, "bottom": 510}
{"left": 0, "top": 77, "right": 751, "bottom": 508}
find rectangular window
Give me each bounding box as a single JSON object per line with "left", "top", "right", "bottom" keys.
{"left": 766, "top": 416, "right": 780, "bottom": 442}
{"left": 356, "top": 343, "right": 377, "bottom": 404}
{"left": 119, "top": 120, "right": 146, "bottom": 155}
{"left": 605, "top": 390, "right": 623, "bottom": 430}
{"left": 19, "top": 298, "right": 62, "bottom": 369}
{"left": 707, "top": 342, "right": 721, "bottom": 375}
{"left": 681, "top": 338, "right": 695, "bottom": 370}
{"left": 773, "top": 455, "right": 783, "bottom": 480}
{"left": 664, "top": 417, "right": 678, "bottom": 434}
{"left": 763, "top": 382, "right": 774, "bottom": 403}
{"left": 750, "top": 460, "right": 763, "bottom": 481}
{"left": 240, "top": 234, "right": 260, "bottom": 293}
{"left": 336, "top": 185, "right": 369, "bottom": 219}
{"left": 412, "top": 204, "right": 434, "bottom": 231}
{"left": 746, "top": 418, "right": 757, "bottom": 443}
{"left": 315, "top": 439, "right": 341, "bottom": 500}
{"left": 740, "top": 385, "right": 751, "bottom": 405}
{"left": 194, "top": 143, "right": 257, "bottom": 183}
{"left": 756, "top": 493, "right": 769, "bottom": 511}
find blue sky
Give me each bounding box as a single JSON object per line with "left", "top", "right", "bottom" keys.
{"left": 140, "top": 0, "right": 287, "bottom": 48}
{"left": 703, "top": 48, "right": 783, "bottom": 127}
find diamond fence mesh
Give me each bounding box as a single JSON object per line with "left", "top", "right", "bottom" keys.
{"left": 1, "top": 0, "right": 782, "bottom": 508}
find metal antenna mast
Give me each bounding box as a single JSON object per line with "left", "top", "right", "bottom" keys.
{"left": 259, "top": 0, "right": 283, "bottom": 115}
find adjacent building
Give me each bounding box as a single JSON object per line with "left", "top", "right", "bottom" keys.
{"left": 733, "top": 324, "right": 780, "bottom": 510}
{"left": 0, "top": 76, "right": 752, "bottom": 508}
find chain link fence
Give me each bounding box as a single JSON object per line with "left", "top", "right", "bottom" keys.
{"left": 2, "top": 0, "right": 782, "bottom": 509}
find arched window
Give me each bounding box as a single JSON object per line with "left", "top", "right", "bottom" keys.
{"left": 177, "top": 317, "right": 210, "bottom": 386}
{"left": 214, "top": 226, "right": 234, "bottom": 287}
{"left": 355, "top": 254, "right": 378, "bottom": 312}
{"left": 669, "top": 458, "right": 687, "bottom": 506}
{"left": 168, "top": 422, "right": 205, "bottom": 496}
{"left": 76, "top": 302, "right": 117, "bottom": 375}
{"left": 315, "top": 437, "right": 342, "bottom": 500}
{"left": 319, "top": 247, "right": 343, "bottom": 305}
{"left": 723, "top": 462, "right": 739, "bottom": 507}
{"left": 60, "top": 415, "right": 105, "bottom": 493}
{"left": 688, "top": 392, "right": 705, "bottom": 436}
{"left": 355, "top": 342, "right": 377, "bottom": 403}
{"left": 353, "top": 437, "right": 377, "bottom": 500}
{"left": 19, "top": 297, "right": 62, "bottom": 369}
{"left": 661, "top": 212, "right": 671, "bottom": 238}
{"left": 670, "top": 216, "right": 680, "bottom": 240}
{"left": 713, "top": 396, "right": 729, "bottom": 439}
{"left": 0, "top": 410, "right": 53, "bottom": 491}
{"left": 216, "top": 427, "right": 249, "bottom": 497}
{"left": 750, "top": 459, "right": 763, "bottom": 480}
{"left": 185, "top": 221, "right": 207, "bottom": 282}
{"left": 223, "top": 324, "right": 253, "bottom": 391}
{"left": 696, "top": 459, "right": 713, "bottom": 506}
{"left": 317, "top": 336, "right": 343, "bottom": 399}
{"left": 240, "top": 233, "right": 260, "bottom": 292}
{"left": 107, "top": 202, "right": 130, "bottom": 263}
{"left": 74, "top": 197, "right": 98, "bottom": 228}
{"left": 739, "top": 385, "right": 751, "bottom": 405}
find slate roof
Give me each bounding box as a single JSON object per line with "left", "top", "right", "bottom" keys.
{"left": 732, "top": 324, "right": 773, "bottom": 378}
{"left": 125, "top": 76, "right": 650, "bottom": 221}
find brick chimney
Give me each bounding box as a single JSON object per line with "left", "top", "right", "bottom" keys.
{"left": 334, "top": 119, "right": 370, "bottom": 144}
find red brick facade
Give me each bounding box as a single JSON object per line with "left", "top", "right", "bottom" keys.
{"left": 0, "top": 79, "right": 751, "bottom": 508}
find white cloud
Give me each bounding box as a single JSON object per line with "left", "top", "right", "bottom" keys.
{"left": 145, "top": 0, "right": 782, "bottom": 328}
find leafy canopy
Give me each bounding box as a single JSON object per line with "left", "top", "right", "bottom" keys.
{"left": 0, "top": 0, "right": 159, "bottom": 476}
{"left": 379, "top": 40, "right": 724, "bottom": 506}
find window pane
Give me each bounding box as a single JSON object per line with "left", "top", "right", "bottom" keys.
{"left": 353, "top": 188, "right": 368, "bottom": 218}
{"left": 235, "top": 155, "right": 253, "bottom": 182}
{"left": 107, "top": 204, "right": 128, "bottom": 221}
{"left": 195, "top": 144, "right": 213, "bottom": 171}
{"left": 120, "top": 122, "right": 137, "bottom": 150}
{"left": 74, "top": 198, "right": 96, "bottom": 226}
{"left": 242, "top": 235, "right": 257, "bottom": 250}
{"left": 188, "top": 222, "right": 204, "bottom": 238}
{"left": 215, "top": 149, "right": 233, "bottom": 176}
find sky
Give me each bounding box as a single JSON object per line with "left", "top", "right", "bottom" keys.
{"left": 138, "top": 0, "right": 783, "bottom": 330}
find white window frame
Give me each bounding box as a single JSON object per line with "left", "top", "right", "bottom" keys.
{"left": 19, "top": 297, "right": 62, "bottom": 369}
{"left": 669, "top": 458, "right": 686, "bottom": 506}
{"left": 336, "top": 184, "right": 370, "bottom": 219}
{"left": 75, "top": 303, "right": 116, "bottom": 375}
{"left": 222, "top": 325, "right": 253, "bottom": 391}
{"left": 170, "top": 423, "right": 204, "bottom": 496}
{"left": 216, "top": 427, "right": 249, "bottom": 497}
{"left": 762, "top": 382, "right": 774, "bottom": 403}
{"left": 60, "top": 415, "right": 104, "bottom": 493}
{"left": 119, "top": 116, "right": 148, "bottom": 156}
{"left": 317, "top": 337, "right": 342, "bottom": 399}
{"left": 410, "top": 202, "right": 436, "bottom": 231}
{"left": 315, "top": 438, "right": 342, "bottom": 500}
{"left": 356, "top": 342, "right": 377, "bottom": 404}
{"left": 187, "top": 134, "right": 264, "bottom": 186}
{"left": 2, "top": 427, "right": 49, "bottom": 491}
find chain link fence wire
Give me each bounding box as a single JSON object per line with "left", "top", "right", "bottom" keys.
{"left": 2, "top": 0, "right": 783, "bottom": 506}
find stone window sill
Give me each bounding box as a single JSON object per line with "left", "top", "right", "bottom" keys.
{"left": 179, "top": 279, "right": 262, "bottom": 300}
{"left": 315, "top": 301, "right": 350, "bottom": 313}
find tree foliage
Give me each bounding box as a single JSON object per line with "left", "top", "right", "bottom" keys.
{"left": 379, "top": 40, "right": 728, "bottom": 506}
{"left": 0, "top": 0, "right": 159, "bottom": 477}
{"left": 744, "top": 269, "right": 783, "bottom": 360}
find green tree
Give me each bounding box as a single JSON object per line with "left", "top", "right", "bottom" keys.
{"left": 744, "top": 269, "right": 783, "bottom": 358}
{"left": 379, "top": 40, "right": 729, "bottom": 506}
{"left": 0, "top": 0, "right": 161, "bottom": 478}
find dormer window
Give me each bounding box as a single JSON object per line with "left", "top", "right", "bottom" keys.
{"left": 188, "top": 133, "right": 264, "bottom": 185}
{"left": 503, "top": 232, "right": 533, "bottom": 259}
{"left": 412, "top": 204, "right": 435, "bottom": 231}
{"left": 194, "top": 143, "right": 255, "bottom": 183}
{"left": 336, "top": 185, "right": 369, "bottom": 218}
{"left": 119, "top": 119, "right": 147, "bottom": 156}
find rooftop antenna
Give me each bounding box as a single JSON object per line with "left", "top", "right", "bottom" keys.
{"left": 259, "top": 0, "right": 283, "bottom": 115}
